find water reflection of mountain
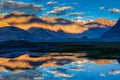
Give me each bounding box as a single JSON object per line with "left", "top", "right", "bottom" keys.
{"left": 0, "top": 52, "right": 116, "bottom": 73}
{"left": 117, "top": 59, "right": 120, "bottom": 64}
{"left": 0, "top": 51, "right": 119, "bottom": 80}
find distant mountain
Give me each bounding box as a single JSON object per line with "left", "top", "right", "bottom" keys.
{"left": 85, "top": 18, "right": 115, "bottom": 28}
{"left": 27, "top": 27, "right": 55, "bottom": 40}
{"left": 0, "top": 26, "right": 32, "bottom": 41}
{"left": 81, "top": 27, "right": 111, "bottom": 38}
{"left": 92, "top": 18, "right": 115, "bottom": 27}
{"left": 0, "top": 26, "right": 82, "bottom": 41}
{"left": 0, "top": 12, "right": 87, "bottom": 33}
{"left": 27, "top": 27, "right": 82, "bottom": 41}
{"left": 0, "top": 12, "right": 117, "bottom": 40}
{"left": 0, "top": 21, "right": 9, "bottom": 26}
{"left": 41, "top": 16, "right": 73, "bottom": 25}
{"left": 80, "top": 18, "right": 115, "bottom": 38}
{"left": 0, "top": 14, "right": 5, "bottom": 19}
{"left": 101, "top": 19, "right": 120, "bottom": 38}
{"left": 0, "top": 12, "right": 47, "bottom": 25}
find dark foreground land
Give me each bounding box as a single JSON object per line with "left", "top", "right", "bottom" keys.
{"left": 0, "top": 41, "right": 120, "bottom": 59}
{"left": 0, "top": 41, "right": 120, "bottom": 53}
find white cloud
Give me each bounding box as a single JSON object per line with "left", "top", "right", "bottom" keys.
{"left": 108, "top": 8, "right": 120, "bottom": 14}
{"left": 48, "top": 70, "right": 73, "bottom": 77}
{"left": 46, "top": 6, "right": 73, "bottom": 15}
{"left": 67, "top": 12, "right": 85, "bottom": 16}
{"left": 54, "top": 6, "right": 73, "bottom": 11}
{"left": 76, "top": 16, "right": 83, "bottom": 19}
{"left": 47, "top": 1, "right": 57, "bottom": 5}
{"left": 0, "top": 1, "right": 43, "bottom": 14}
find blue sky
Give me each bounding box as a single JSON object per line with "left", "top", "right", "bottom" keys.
{"left": 0, "top": 0, "right": 120, "bottom": 21}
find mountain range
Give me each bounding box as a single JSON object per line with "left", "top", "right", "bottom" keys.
{"left": 0, "top": 12, "right": 117, "bottom": 41}
{"left": 101, "top": 19, "right": 120, "bottom": 38}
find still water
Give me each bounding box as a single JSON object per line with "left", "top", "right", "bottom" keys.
{"left": 0, "top": 51, "right": 120, "bottom": 80}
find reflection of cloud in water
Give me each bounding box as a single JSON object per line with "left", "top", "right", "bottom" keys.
{"left": 100, "top": 73, "right": 106, "bottom": 77}
{"left": 50, "top": 70, "right": 73, "bottom": 77}
{"left": 46, "top": 68, "right": 73, "bottom": 77}
{"left": 66, "top": 62, "right": 85, "bottom": 71}
{"left": 0, "top": 51, "right": 116, "bottom": 73}
{"left": 69, "top": 67, "right": 84, "bottom": 71}
{"left": 109, "top": 69, "right": 120, "bottom": 75}
{"left": 0, "top": 70, "right": 45, "bottom": 80}
{"left": 73, "top": 61, "right": 86, "bottom": 67}
{"left": 54, "top": 72, "right": 73, "bottom": 77}
{"left": 0, "top": 57, "right": 119, "bottom": 80}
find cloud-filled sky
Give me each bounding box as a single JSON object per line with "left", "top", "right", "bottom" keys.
{"left": 0, "top": 0, "right": 120, "bottom": 21}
